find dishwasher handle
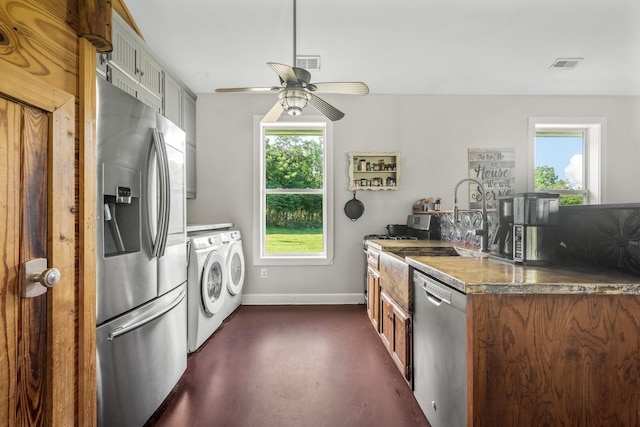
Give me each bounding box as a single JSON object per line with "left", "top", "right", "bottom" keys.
{"left": 415, "top": 272, "right": 452, "bottom": 305}
{"left": 426, "top": 290, "right": 444, "bottom": 306}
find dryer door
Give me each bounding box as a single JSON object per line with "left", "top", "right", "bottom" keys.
{"left": 201, "top": 251, "right": 226, "bottom": 315}
{"left": 226, "top": 242, "right": 245, "bottom": 296}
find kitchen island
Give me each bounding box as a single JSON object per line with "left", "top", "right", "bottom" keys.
{"left": 406, "top": 250, "right": 640, "bottom": 427}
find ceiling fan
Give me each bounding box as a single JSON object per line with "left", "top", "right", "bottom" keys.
{"left": 215, "top": 0, "right": 369, "bottom": 122}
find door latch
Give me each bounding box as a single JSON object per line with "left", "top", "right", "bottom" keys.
{"left": 20, "top": 258, "right": 61, "bottom": 298}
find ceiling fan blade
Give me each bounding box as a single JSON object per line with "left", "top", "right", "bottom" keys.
{"left": 261, "top": 100, "right": 284, "bottom": 123}
{"left": 293, "top": 67, "right": 311, "bottom": 85}
{"left": 307, "top": 82, "right": 369, "bottom": 95}
{"left": 268, "top": 62, "right": 298, "bottom": 84}
{"left": 215, "top": 87, "right": 279, "bottom": 93}
{"left": 307, "top": 94, "right": 345, "bottom": 121}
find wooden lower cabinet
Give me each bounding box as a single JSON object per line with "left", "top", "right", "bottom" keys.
{"left": 380, "top": 290, "right": 412, "bottom": 385}
{"left": 467, "top": 293, "right": 640, "bottom": 427}
{"left": 365, "top": 245, "right": 412, "bottom": 386}
{"left": 367, "top": 266, "right": 380, "bottom": 331}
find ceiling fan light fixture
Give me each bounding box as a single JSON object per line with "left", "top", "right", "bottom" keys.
{"left": 279, "top": 89, "right": 309, "bottom": 116}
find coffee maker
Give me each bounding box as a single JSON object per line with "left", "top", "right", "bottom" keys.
{"left": 512, "top": 192, "right": 560, "bottom": 265}
{"left": 494, "top": 196, "right": 515, "bottom": 259}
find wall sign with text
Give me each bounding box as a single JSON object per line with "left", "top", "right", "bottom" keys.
{"left": 467, "top": 148, "right": 515, "bottom": 209}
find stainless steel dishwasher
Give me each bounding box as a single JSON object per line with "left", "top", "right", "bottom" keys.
{"left": 413, "top": 270, "right": 466, "bottom": 427}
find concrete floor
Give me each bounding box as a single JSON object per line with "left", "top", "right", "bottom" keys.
{"left": 146, "top": 304, "right": 429, "bottom": 427}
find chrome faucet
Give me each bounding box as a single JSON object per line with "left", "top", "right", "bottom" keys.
{"left": 453, "top": 178, "right": 489, "bottom": 252}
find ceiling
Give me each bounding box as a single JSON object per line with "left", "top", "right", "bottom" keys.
{"left": 125, "top": 0, "right": 640, "bottom": 96}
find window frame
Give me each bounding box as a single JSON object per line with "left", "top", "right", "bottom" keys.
{"left": 253, "top": 115, "right": 334, "bottom": 266}
{"left": 528, "top": 117, "right": 606, "bottom": 205}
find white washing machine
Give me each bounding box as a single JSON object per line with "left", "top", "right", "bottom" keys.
{"left": 186, "top": 229, "right": 245, "bottom": 353}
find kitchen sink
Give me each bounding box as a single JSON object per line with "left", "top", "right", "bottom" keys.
{"left": 388, "top": 246, "right": 489, "bottom": 258}
{"left": 388, "top": 246, "right": 460, "bottom": 258}
{"left": 453, "top": 246, "right": 489, "bottom": 258}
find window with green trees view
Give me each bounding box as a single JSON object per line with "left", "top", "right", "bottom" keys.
{"left": 534, "top": 130, "right": 585, "bottom": 206}
{"left": 255, "top": 119, "right": 333, "bottom": 265}
{"left": 530, "top": 118, "right": 604, "bottom": 206}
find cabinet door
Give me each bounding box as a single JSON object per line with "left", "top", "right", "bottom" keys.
{"left": 138, "top": 52, "right": 163, "bottom": 99}
{"left": 136, "top": 87, "right": 163, "bottom": 114}
{"left": 182, "top": 90, "right": 197, "bottom": 143}
{"left": 186, "top": 144, "right": 196, "bottom": 199}
{"left": 97, "top": 53, "right": 108, "bottom": 79}
{"left": 380, "top": 291, "right": 394, "bottom": 351}
{"left": 183, "top": 90, "right": 197, "bottom": 199}
{"left": 392, "top": 305, "right": 411, "bottom": 381}
{"left": 111, "top": 17, "right": 139, "bottom": 80}
{"left": 367, "top": 267, "right": 380, "bottom": 331}
{"left": 108, "top": 66, "right": 138, "bottom": 99}
{"left": 163, "top": 73, "right": 182, "bottom": 127}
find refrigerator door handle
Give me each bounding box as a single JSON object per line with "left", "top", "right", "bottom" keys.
{"left": 107, "top": 290, "right": 186, "bottom": 341}
{"left": 151, "top": 129, "right": 169, "bottom": 257}
{"left": 157, "top": 129, "right": 171, "bottom": 256}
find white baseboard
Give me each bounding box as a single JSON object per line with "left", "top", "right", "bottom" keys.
{"left": 241, "top": 293, "right": 365, "bottom": 305}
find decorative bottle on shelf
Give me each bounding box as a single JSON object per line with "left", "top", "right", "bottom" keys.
{"left": 435, "top": 198, "right": 441, "bottom": 211}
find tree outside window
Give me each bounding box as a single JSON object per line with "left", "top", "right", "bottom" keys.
{"left": 534, "top": 131, "right": 585, "bottom": 206}
{"left": 264, "top": 129, "right": 325, "bottom": 254}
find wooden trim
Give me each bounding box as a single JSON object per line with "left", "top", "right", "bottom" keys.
{"left": 78, "top": 0, "right": 113, "bottom": 53}
{"left": 0, "top": 60, "right": 74, "bottom": 112}
{"left": 0, "top": 59, "right": 76, "bottom": 427}
{"left": 78, "top": 37, "right": 97, "bottom": 427}
{"left": 46, "top": 91, "right": 76, "bottom": 427}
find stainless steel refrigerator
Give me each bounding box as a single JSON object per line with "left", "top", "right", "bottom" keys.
{"left": 95, "top": 77, "right": 187, "bottom": 427}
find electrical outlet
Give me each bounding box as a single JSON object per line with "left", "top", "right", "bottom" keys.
{"left": 260, "top": 268, "right": 268, "bottom": 279}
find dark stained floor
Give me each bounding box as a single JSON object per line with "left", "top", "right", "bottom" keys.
{"left": 146, "top": 304, "right": 429, "bottom": 427}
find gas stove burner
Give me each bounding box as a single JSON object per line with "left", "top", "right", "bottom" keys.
{"left": 364, "top": 234, "right": 418, "bottom": 241}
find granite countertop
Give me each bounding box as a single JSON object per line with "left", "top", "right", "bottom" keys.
{"left": 367, "top": 239, "right": 640, "bottom": 295}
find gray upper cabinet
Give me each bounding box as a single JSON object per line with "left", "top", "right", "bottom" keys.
{"left": 102, "top": 12, "right": 198, "bottom": 199}
{"left": 164, "top": 73, "right": 182, "bottom": 126}
{"left": 183, "top": 91, "right": 197, "bottom": 199}
{"left": 97, "top": 53, "right": 108, "bottom": 79}
{"left": 107, "top": 13, "right": 163, "bottom": 112}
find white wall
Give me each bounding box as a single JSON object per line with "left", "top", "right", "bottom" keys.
{"left": 188, "top": 93, "right": 640, "bottom": 303}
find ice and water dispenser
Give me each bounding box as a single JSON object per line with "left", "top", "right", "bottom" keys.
{"left": 102, "top": 163, "right": 141, "bottom": 257}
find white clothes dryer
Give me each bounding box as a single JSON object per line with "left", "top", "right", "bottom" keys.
{"left": 221, "top": 230, "right": 245, "bottom": 320}
{"left": 187, "top": 231, "right": 228, "bottom": 353}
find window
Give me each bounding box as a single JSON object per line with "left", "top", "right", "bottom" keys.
{"left": 253, "top": 117, "right": 333, "bottom": 266}
{"left": 528, "top": 118, "right": 606, "bottom": 205}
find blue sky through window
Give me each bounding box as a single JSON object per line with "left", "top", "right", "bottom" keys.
{"left": 535, "top": 136, "right": 583, "bottom": 188}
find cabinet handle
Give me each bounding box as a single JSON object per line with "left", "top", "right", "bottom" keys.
{"left": 387, "top": 313, "right": 394, "bottom": 321}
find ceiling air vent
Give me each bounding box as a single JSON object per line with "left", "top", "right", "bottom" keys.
{"left": 296, "top": 55, "right": 321, "bottom": 71}
{"left": 549, "top": 58, "right": 583, "bottom": 70}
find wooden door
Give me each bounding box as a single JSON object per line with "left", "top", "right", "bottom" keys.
{"left": 0, "top": 62, "right": 76, "bottom": 426}
{"left": 0, "top": 98, "right": 48, "bottom": 425}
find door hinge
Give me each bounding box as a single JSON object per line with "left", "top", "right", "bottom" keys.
{"left": 405, "top": 364, "right": 412, "bottom": 380}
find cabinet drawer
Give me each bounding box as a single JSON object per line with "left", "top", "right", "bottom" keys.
{"left": 367, "top": 249, "right": 380, "bottom": 270}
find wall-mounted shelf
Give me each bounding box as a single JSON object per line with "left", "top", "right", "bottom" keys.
{"left": 349, "top": 152, "right": 400, "bottom": 191}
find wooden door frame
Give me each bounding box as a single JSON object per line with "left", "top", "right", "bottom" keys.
{"left": 0, "top": 59, "right": 78, "bottom": 425}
